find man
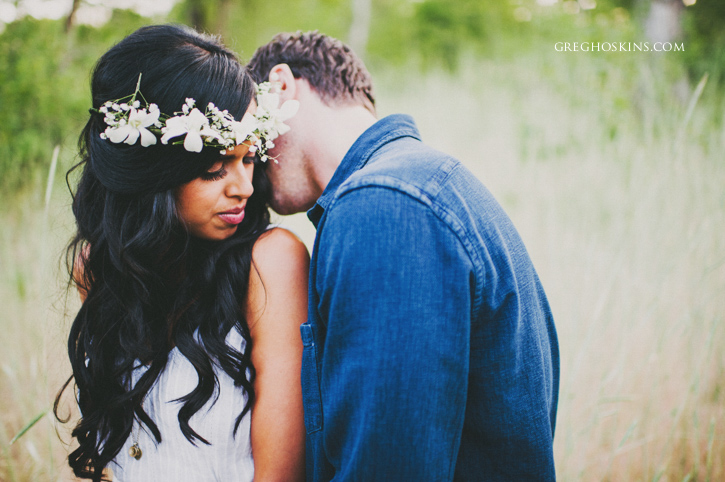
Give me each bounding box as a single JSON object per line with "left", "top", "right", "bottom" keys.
{"left": 248, "top": 31, "right": 559, "bottom": 481}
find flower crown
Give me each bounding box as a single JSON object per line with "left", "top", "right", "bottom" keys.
{"left": 95, "top": 74, "right": 298, "bottom": 162}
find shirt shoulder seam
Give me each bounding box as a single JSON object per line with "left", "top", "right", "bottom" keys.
{"left": 330, "top": 178, "right": 486, "bottom": 316}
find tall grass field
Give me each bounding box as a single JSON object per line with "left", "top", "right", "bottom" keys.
{"left": 1, "top": 51, "right": 723, "bottom": 480}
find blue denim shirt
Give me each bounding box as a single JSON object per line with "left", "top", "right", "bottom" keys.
{"left": 302, "top": 114, "right": 559, "bottom": 481}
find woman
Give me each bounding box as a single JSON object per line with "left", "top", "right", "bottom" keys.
{"left": 54, "top": 25, "right": 307, "bottom": 481}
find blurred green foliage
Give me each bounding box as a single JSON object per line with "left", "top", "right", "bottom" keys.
{"left": 0, "top": 18, "right": 79, "bottom": 190}
{"left": 170, "top": 0, "right": 352, "bottom": 60}
{"left": 682, "top": 0, "right": 725, "bottom": 83}
{"left": 0, "top": 0, "right": 723, "bottom": 193}
{"left": 0, "top": 9, "right": 148, "bottom": 191}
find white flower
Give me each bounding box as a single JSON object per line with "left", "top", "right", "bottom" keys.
{"left": 160, "top": 108, "right": 221, "bottom": 153}
{"left": 256, "top": 91, "right": 299, "bottom": 140}
{"left": 256, "top": 91, "right": 279, "bottom": 114}
{"left": 104, "top": 105, "right": 160, "bottom": 146}
{"left": 97, "top": 81, "right": 296, "bottom": 160}
{"left": 230, "top": 112, "right": 257, "bottom": 145}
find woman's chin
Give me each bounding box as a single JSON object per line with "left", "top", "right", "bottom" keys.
{"left": 191, "top": 224, "right": 238, "bottom": 241}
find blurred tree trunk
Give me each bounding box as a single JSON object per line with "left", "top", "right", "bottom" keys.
{"left": 645, "top": 0, "right": 683, "bottom": 43}
{"left": 348, "top": 0, "right": 371, "bottom": 57}
{"left": 187, "top": 0, "right": 207, "bottom": 32}
{"left": 65, "top": 0, "right": 81, "bottom": 32}
{"left": 184, "top": 0, "right": 241, "bottom": 39}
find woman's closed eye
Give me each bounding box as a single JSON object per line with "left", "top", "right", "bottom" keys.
{"left": 200, "top": 165, "right": 228, "bottom": 182}
{"left": 200, "top": 146, "right": 256, "bottom": 182}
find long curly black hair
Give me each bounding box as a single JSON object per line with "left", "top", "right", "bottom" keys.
{"left": 53, "top": 25, "right": 270, "bottom": 481}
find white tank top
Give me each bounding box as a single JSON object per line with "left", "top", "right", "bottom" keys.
{"left": 110, "top": 329, "right": 254, "bottom": 482}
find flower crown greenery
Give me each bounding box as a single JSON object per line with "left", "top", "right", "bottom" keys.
{"left": 94, "top": 74, "right": 298, "bottom": 162}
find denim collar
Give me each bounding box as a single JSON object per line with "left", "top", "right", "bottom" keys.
{"left": 307, "top": 114, "right": 421, "bottom": 227}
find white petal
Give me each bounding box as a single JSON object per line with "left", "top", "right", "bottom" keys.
{"left": 277, "top": 100, "right": 299, "bottom": 120}
{"left": 142, "top": 108, "right": 161, "bottom": 127}
{"left": 231, "top": 114, "right": 257, "bottom": 143}
{"left": 186, "top": 108, "right": 209, "bottom": 131}
{"left": 239, "top": 112, "right": 257, "bottom": 130}
{"left": 123, "top": 129, "right": 140, "bottom": 145}
{"left": 275, "top": 121, "right": 291, "bottom": 135}
{"left": 161, "top": 129, "right": 184, "bottom": 144}
{"left": 164, "top": 116, "right": 186, "bottom": 131}
{"left": 139, "top": 128, "right": 157, "bottom": 147}
{"left": 107, "top": 125, "right": 132, "bottom": 143}
{"left": 127, "top": 108, "right": 145, "bottom": 129}
{"left": 160, "top": 116, "right": 188, "bottom": 144}
{"left": 200, "top": 125, "right": 222, "bottom": 142}
{"left": 184, "top": 132, "right": 203, "bottom": 152}
{"left": 258, "top": 92, "right": 280, "bottom": 111}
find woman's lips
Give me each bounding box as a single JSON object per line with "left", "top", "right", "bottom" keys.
{"left": 218, "top": 207, "right": 245, "bottom": 225}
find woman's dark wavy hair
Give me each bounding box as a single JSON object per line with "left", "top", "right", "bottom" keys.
{"left": 53, "top": 24, "right": 270, "bottom": 481}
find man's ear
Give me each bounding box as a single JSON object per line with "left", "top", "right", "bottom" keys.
{"left": 268, "top": 63, "right": 297, "bottom": 101}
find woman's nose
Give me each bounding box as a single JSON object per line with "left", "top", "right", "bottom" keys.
{"left": 225, "top": 160, "right": 254, "bottom": 199}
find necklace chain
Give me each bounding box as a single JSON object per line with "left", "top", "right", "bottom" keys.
{"left": 129, "top": 417, "right": 143, "bottom": 460}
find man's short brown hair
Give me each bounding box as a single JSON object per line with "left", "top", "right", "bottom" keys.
{"left": 248, "top": 31, "right": 375, "bottom": 114}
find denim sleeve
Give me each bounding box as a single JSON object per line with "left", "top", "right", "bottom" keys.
{"left": 315, "top": 186, "right": 472, "bottom": 481}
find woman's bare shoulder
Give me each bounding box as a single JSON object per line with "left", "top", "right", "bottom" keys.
{"left": 247, "top": 228, "right": 310, "bottom": 329}
{"left": 251, "top": 227, "right": 310, "bottom": 279}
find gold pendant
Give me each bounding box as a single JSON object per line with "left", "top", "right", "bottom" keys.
{"left": 129, "top": 443, "right": 143, "bottom": 460}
